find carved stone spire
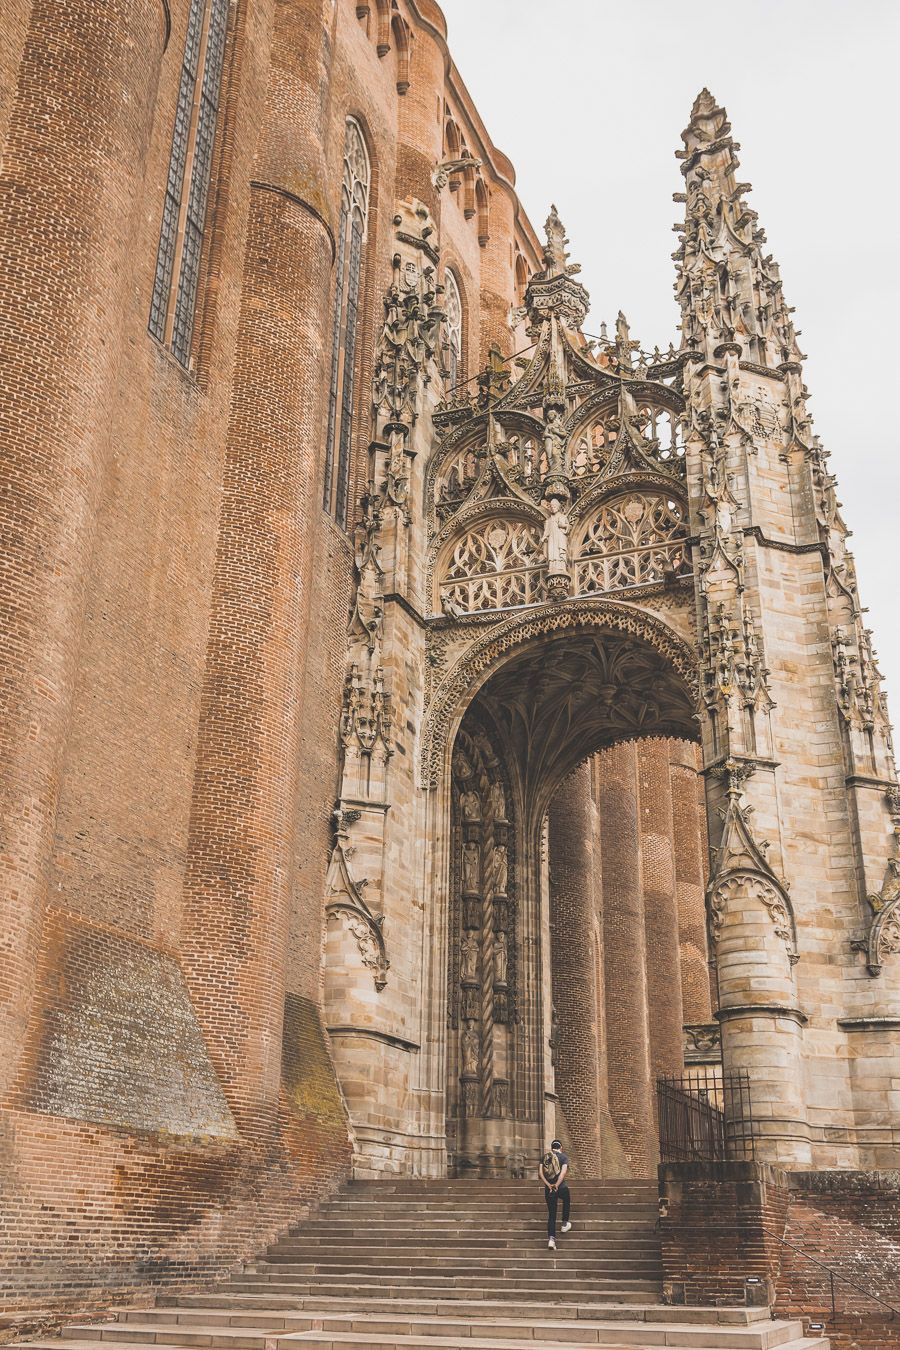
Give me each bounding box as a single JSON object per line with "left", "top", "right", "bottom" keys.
{"left": 674, "top": 90, "right": 803, "bottom": 369}
{"left": 525, "top": 204, "right": 590, "bottom": 330}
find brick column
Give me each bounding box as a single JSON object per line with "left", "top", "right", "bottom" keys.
{"left": 638, "top": 740, "right": 684, "bottom": 1082}
{"left": 597, "top": 740, "right": 656, "bottom": 1176}
{"left": 0, "top": 0, "right": 167, "bottom": 1095}
{"left": 670, "top": 744, "right": 713, "bottom": 1022}
{"left": 181, "top": 0, "right": 335, "bottom": 1139}
{"left": 548, "top": 759, "right": 602, "bottom": 1176}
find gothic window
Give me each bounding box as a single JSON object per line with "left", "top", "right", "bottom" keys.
{"left": 323, "top": 117, "right": 371, "bottom": 528}
{"left": 575, "top": 492, "right": 690, "bottom": 594}
{"left": 635, "top": 405, "right": 685, "bottom": 467}
{"left": 149, "top": 0, "right": 229, "bottom": 367}
{"left": 476, "top": 179, "right": 490, "bottom": 247}
{"left": 443, "top": 270, "right": 462, "bottom": 394}
{"left": 438, "top": 517, "right": 543, "bottom": 614}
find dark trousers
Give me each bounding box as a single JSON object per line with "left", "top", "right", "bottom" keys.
{"left": 544, "top": 1182, "right": 571, "bottom": 1237}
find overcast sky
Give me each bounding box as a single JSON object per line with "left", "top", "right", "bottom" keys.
{"left": 440, "top": 0, "right": 899, "bottom": 711}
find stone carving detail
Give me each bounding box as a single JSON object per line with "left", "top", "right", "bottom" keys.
{"left": 675, "top": 89, "right": 804, "bottom": 370}
{"left": 373, "top": 213, "right": 443, "bottom": 432}
{"left": 576, "top": 492, "right": 689, "bottom": 594}
{"left": 439, "top": 517, "right": 543, "bottom": 615}
{"left": 852, "top": 788, "right": 900, "bottom": 975}
{"left": 421, "top": 599, "right": 700, "bottom": 789}
{"left": 684, "top": 1023, "right": 721, "bottom": 1063}
{"left": 448, "top": 720, "right": 517, "bottom": 1123}
{"left": 325, "top": 811, "right": 389, "bottom": 991}
{"left": 706, "top": 762, "right": 797, "bottom": 962}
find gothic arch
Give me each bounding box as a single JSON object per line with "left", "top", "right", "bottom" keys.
{"left": 419, "top": 598, "right": 700, "bottom": 788}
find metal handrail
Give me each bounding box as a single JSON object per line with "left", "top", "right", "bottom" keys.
{"left": 656, "top": 1222, "right": 899, "bottom": 1321}
{"left": 778, "top": 1235, "right": 899, "bottom": 1322}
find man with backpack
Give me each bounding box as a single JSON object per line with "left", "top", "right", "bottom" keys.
{"left": 539, "top": 1139, "right": 571, "bottom": 1250}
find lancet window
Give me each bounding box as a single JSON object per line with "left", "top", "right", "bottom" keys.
{"left": 575, "top": 492, "right": 689, "bottom": 594}
{"left": 323, "top": 118, "right": 371, "bottom": 527}
{"left": 443, "top": 270, "right": 462, "bottom": 394}
{"left": 439, "top": 517, "right": 543, "bottom": 614}
{"left": 149, "top": 0, "right": 230, "bottom": 367}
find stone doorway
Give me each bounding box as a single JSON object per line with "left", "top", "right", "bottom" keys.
{"left": 444, "top": 623, "right": 712, "bottom": 1180}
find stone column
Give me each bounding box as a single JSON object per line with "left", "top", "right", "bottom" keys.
{"left": 596, "top": 740, "right": 656, "bottom": 1176}
{"left": 0, "top": 0, "right": 167, "bottom": 1096}
{"left": 181, "top": 0, "right": 335, "bottom": 1139}
{"left": 670, "top": 742, "right": 713, "bottom": 1023}
{"left": 638, "top": 740, "right": 684, "bottom": 1082}
{"left": 548, "top": 759, "right": 602, "bottom": 1176}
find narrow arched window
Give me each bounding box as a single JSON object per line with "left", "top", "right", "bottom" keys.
{"left": 444, "top": 270, "right": 462, "bottom": 395}
{"left": 149, "top": 0, "right": 230, "bottom": 368}
{"left": 323, "top": 118, "right": 371, "bottom": 528}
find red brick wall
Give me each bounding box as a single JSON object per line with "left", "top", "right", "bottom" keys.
{"left": 0, "top": 0, "right": 535, "bottom": 1327}
{"left": 776, "top": 1174, "right": 900, "bottom": 1350}
{"left": 658, "top": 1162, "right": 790, "bottom": 1306}
{"left": 659, "top": 1165, "right": 900, "bottom": 1350}
{"left": 548, "top": 761, "right": 602, "bottom": 1176}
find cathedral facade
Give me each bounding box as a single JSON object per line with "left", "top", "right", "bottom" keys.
{"left": 0, "top": 0, "right": 898, "bottom": 1319}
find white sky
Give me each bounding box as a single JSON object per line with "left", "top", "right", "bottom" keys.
{"left": 440, "top": 0, "right": 900, "bottom": 710}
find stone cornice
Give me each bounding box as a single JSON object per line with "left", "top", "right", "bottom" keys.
{"left": 716, "top": 1004, "right": 808, "bottom": 1025}
{"left": 326, "top": 1025, "right": 420, "bottom": 1053}
{"left": 742, "top": 526, "right": 827, "bottom": 558}
{"left": 837, "top": 1017, "right": 900, "bottom": 1032}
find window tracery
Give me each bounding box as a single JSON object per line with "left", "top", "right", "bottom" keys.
{"left": 323, "top": 118, "right": 371, "bottom": 527}
{"left": 149, "top": 0, "right": 229, "bottom": 367}
{"left": 576, "top": 492, "right": 689, "bottom": 594}
{"left": 439, "top": 518, "right": 543, "bottom": 614}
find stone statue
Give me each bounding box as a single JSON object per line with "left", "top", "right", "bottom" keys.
{"left": 493, "top": 930, "right": 508, "bottom": 985}
{"left": 542, "top": 406, "right": 567, "bottom": 475}
{"left": 462, "top": 843, "right": 480, "bottom": 893}
{"left": 460, "top": 788, "right": 481, "bottom": 822}
{"left": 460, "top": 931, "right": 478, "bottom": 983}
{"left": 542, "top": 499, "right": 570, "bottom": 573}
{"left": 489, "top": 780, "right": 506, "bottom": 820}
{"left": 461, "top": 1025, "right": 480, "bottom": 1076}
{"left": 493, "top": 844, "right": 508, "bottom": 895}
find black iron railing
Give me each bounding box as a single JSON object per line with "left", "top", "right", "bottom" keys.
{"left": 657, "top": 1067, "right": 755, "bottom": 1162}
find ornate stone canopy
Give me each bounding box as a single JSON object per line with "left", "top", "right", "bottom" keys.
{"left": 469, "top": 627, "right": 698, "bottom": 820}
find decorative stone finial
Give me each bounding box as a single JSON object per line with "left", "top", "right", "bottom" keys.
{"left": 542, "top": 204, "right": 569, "bottom": 278}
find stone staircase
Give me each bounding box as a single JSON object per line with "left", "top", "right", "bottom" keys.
{"left": 21, "top": 1179, "right": 829, "bottom": 1350}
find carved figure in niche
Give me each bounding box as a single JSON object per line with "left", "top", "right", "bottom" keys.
{"left": 542, "top": 499, "right": 570, "bottom": 573}
{"left": 489, "top": 780, "right": 506, "bottom": 820}
{"left": 453, "top": 751, "right": 473, "bottom": 781}
{"left": 543, "top": 405, "right": 567, "bottom": 475}
{"left": 441, "top": 464, "right": 462, "bottom": 501}
{"left": 462, "top": 842, "right": 480, "bottom": 893}
{"left": 460, "top": 930, "right": 479, "bottom": 983}
{"left": 461, "top": 1024, "right": 480, "bottom": 1076}
{"left": 493, "top": 844, "right": 508, "bottom": 895}
{"left": 460, "top": 788, "right": 481, "bottom": 822}
{"left": 493, "top": 929, "right": 508, "bottom": 985}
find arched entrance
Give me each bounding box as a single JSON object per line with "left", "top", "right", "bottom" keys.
{"left": 436, "top": 613, "right": 710, "bottom": 1178}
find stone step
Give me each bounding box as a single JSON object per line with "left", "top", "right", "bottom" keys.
{"left": 242, "top": 1266, "right": 662, "bottom": 1285}
{"left": 256, "top": 1247, "right": 666, "bottom": 1258}
{"left": 150, "top": 1300, "right": 772, "bottom": 1326}
{"left": 269, "top": 1239, "right": 662, "bottom": 1252}
{"left": 287, "top": 1225, "right": 660, "bottom": 1237}
{"left": 225, "top": 1282, "right": 663, "bottom": 1303}
{"left": 249, "top": 1263, "right": 663, "bottom": 1280}
{"left": 50, "top": 1316, "right": 818, "bottom": 1350}
{"left": 27, "top": 1339, "right": 830, "bottom": 1350}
